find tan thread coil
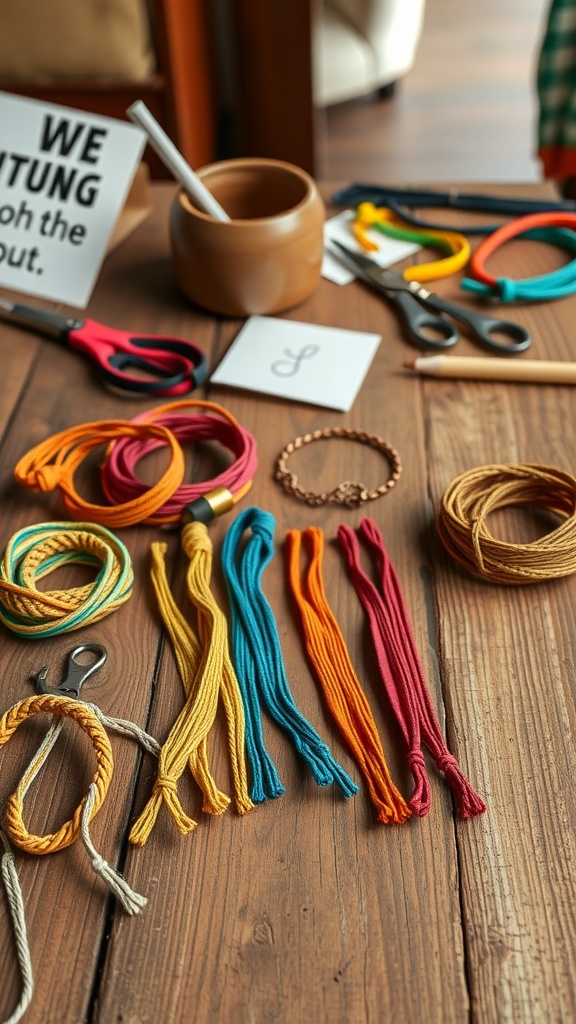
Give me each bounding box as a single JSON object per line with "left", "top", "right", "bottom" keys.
{"left": 437, "top": 463, "right": 576, "bottom": 584}
{"left": 274, "top": 427, "right": 402, "bottom": 507}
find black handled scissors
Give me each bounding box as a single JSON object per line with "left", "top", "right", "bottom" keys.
{"left": 0, "top": 299, "right": 208, "bottom": 395}
{"left": 330, "top": 242, "right": 531, "bottom": 354}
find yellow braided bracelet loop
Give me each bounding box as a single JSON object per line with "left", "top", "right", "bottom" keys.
{"left": 0, "top": 521, "right": 134, "bottom": 638}
{"left": 437, "top": 463, "right": 576, "bottom": 584}
{"left": 0, "top": 694, "right": 113, "bottom": 854}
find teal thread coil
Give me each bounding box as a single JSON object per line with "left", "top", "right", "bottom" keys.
{"left": 0, "top": 521, "right": 134, "bottom": 637}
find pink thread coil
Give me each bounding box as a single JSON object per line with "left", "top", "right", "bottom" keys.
{"left": 101, "top": 401, "right": 258, "bottom": 524}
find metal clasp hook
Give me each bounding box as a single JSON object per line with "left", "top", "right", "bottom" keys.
{"left": 32, "top": 643, "right": 108, "bottom": 700}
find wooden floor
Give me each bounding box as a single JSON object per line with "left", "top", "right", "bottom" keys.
{"left": 319, "top": 0, "right": 550, "bottom": 184}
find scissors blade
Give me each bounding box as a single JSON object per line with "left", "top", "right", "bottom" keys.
{"left": 0, "top": 299, "right": 83, "bottom": 339}
{"left": 330, "top": 241, "right": 458, "bottom": 349}
{"left": 329, "top": 241, "right": 408, "bottom": 295}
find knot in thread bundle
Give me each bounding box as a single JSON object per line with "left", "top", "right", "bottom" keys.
{"left": 31, "top": 464, "right": 64, "bottom": 493}
{"left": 436, "top": 751, "right": 461, "bottom": 775}
{"left": 337, "top": 518, "right": 486, "bottom": 820}
{"left": 250, "top": 508, "right": 276, "bottom": 546}
{"left": 496, "top": 277, "right": 519, "bottom": 303}
{"left": 181, "top": 520, "right": 213, "bottom": 558}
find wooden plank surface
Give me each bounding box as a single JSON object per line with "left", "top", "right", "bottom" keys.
{"left": 1, "top": 183, "right": 575, "bottom": 1024}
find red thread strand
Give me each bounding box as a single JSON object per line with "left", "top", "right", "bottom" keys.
{"left": 102, "top": 400, "right": 258, "bottom": 523}
{"left": 337, "top": 518, "right": 486, "bottom": 819}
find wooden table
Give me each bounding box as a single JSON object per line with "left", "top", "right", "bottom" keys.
{"left": 1, "top": 183, "right": 575, "bottom": 1024}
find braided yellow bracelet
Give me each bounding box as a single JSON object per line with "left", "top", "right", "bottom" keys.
{"left": 0, "top": 693, "right": 113, "bottom": 854}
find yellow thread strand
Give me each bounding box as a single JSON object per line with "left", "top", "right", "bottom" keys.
{"left": 0, "top": 694, "right": 113, "bottom": 854}
{"left": 353, "top": 203, "right": 470, "bottom": 279}
{"left": 438, "top": 463, "right": 576, "bottom": 584}
{"left": 129, "top": 524, "right": 253, "bottom": 846}
{"left": 177, "top": 524, "right": 252, "bottom": 816}
{"left": 149, "top": 541, "right": 230, "bottom": 814}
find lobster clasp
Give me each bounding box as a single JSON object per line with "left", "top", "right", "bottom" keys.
{"left": 32, "top": 643, "right": 108, "bottom": 700}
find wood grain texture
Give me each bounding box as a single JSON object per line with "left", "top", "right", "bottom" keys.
{"left": 1, "top": 183, "right": 576, "bottom": 1024}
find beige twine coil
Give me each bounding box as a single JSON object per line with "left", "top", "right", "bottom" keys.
{"left": 437, "top": 463, "right": 576, "bottom": 584}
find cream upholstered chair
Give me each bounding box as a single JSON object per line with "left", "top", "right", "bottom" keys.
{"left": 312, "top": 0, "right": 427, "bottom": 106}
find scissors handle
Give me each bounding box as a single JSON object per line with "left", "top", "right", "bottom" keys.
{"left": 417, "top": 291, "right": 531, "bottom": 354}
{"left": 69, "top": 320, "right": 208, "bottom": 394}
{"left": 390, "top": 289, "right": 458, "bottom": 350}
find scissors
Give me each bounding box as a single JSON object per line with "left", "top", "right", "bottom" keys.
{"left": 330, "top": 241, "right": 531, "bottom": 354}
{"left": 0, "top": 299, "right": 208, "bottom": 395}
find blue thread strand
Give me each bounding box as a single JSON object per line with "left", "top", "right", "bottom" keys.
{"left": 223, "top": 511, "right": 285, "bottom": 802}
{"left": 227, "top": 587, "right": 285, "bottom": 803}
{"left": 222, "top": 507, "right": 358, "bottom": 801}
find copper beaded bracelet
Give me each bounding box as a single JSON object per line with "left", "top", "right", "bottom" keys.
{"left": 274, "top": 427, "right": 402, "bottom": 507}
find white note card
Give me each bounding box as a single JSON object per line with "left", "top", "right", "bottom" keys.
{"left": 210, "top": 316, "right": 381, "bottom": 411}
{"left": 0, "top": 91, "right": 146, "bottom": 307}
{"left": 322, "top": 209, "right": 421, "bottom": 284}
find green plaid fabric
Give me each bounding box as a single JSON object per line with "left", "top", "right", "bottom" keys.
{"left": 538, "top": 0, "right": 576, "bottom": 175}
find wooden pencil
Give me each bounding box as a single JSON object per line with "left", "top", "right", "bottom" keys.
{"left": 404, "top": 355, "right": 576, "bottom": 384}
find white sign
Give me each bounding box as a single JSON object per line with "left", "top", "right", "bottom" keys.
{"left": 0, "top": 92, "right": 146, "bottom": 307}
{"left": 210, "top": 315, "right": 381, "bottom": 412}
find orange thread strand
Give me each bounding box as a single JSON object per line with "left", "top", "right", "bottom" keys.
{"left": 14, "top": 420, "right": 185, "bottom": 527}
{"left": 286, "top": 527, "right": 411, "bottom": 824}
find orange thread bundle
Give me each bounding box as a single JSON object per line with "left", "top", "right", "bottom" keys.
{"left": 14, "top": 419, "right": 185, "bottom": 526}
{"left": 286, "top": 526, "right": 411, "bottom": 824}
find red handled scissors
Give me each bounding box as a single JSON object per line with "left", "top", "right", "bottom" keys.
{"left": 0, "top": 299, "right": 208, "bottom": 396}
